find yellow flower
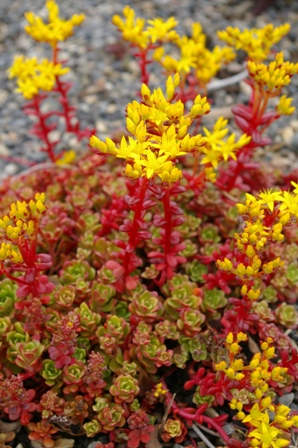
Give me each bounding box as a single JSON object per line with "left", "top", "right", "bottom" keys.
{"left": 200, "top": 117, "right": 250, "bottom": 168}
{"left": 190, "top": 95, "right": 211, "bottom": 117}
{"left": 257, "top": 189, "right": 282, "bottom": 212}
{"left": 156, "top": 22, "right": 235, "bottom": 86}
{"left": 113, "top": 7, "right": 179, "bottom": 50}
{"left": 138, "top": 150, "right": 170, "bottom": 179}
{"left": 242, "top": 404, "right": 268, "bottom": 425}
{"left": 279, "top": 190, "right": 298, "bottom": 218}
{"left": 91, "top": 75, "right": 211, "bottom": 183}
{"left": 8, "top": 56, "right": 69, "bottom": 99}
{"left": 0, "top": 242, "right": 23, "bottom": 263}
{"left": 112, "top": 6, "right": 148, "bottom": 49}
{"left": 249, "top": 414, "right": 289, "bottom": 448}
{"left": 144, "top": 17, "right": 179, "bottom": 44}
{"left": 0, "top": 194, "right": 46, "bottom": 268}
{"left": 276, "top": 95, "right": 295, "bottom": 115}
{"left": 154, "top": 382, "right": 168, "bottom": 398}
{"left": 55, "top": 150, "right": 76, "bottom": 165}
{"left": 193, "top": 45, "right": 235, "bottom": 85}
{"left": 217, "top": 23, "right": 290, "bottom": 62}
{"left": 247, "top": 53, "right": 298, "bottom": 95}
{"left": 25, "top": 0, "right": 85, "bottom": 46}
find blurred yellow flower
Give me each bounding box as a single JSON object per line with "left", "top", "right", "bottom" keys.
{"left": 25, "top": 0, "right": 85, "bottom": 46}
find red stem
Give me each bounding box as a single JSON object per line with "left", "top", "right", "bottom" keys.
{"left": 3, "top": 271, "right": 30, "bottom": 285}
{"left": 162, "top": 187, "right": 172, "bottom": 280}
{"left": 225, "top": 159, "right": 243, "bottom": 192}
{"left": 123, "top": 177, "right": 148, "bottom": 278}
{"left": 202, "top": 416, "right": 229, "bottom": 443}
{"left": 138, "top": 49, "right": 150, "bottom": 85}
{"left": 0, "top": 154, "right": 36, "bottom": 167}
{"left": 55, "top": 76, "right": 74, "bottom": 133}
{"left": 53, "top": 44, "right": 94, "bottom": 140}
{"left": 165, "top": 388, "right": 229, "bottom": 443}
{"left": 33, "top": 96, "right": 57, "bottom": 162}
{"left": 53, "top": 44, "right": 76, "bottom": 134}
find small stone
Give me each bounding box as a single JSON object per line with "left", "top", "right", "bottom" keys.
{"left": 84, "top": 94, "right": 98, "bottom": 105}
{"left": 290, "top": 120, "right": 298, "bottom": 132}
{"left": 49, "top": 130, "right": 61, "bottom": 143}
{"left": 281, "top": 126, "right": 295, "bottom": 145}
{"left": 84, "top": 78, "right": 106, "bottom": 95}
{"left": 290, "top": 133, "right": 298, "bottom": 152}
{"left": 278, "top": 393, "right": 294, "bottom": 407}
{"left": 2, "top": 131, "right": 19, "bottom": 145}
{"left": 4, "top": 163, "right": 18, "bottom": 176}
{"left": 95, "top": 120, "right": 107, "bottom": 133}
{"left": 0, "top": 90, "right": 8, "bottom": 104}
{"left": 231, "top": 0, "right": 253, "bottom": 17}
{"left": 106, "top": 103, "right": 117, "bottom": 114}
{"left": 127, "top": 60, "right": 140, "bottom": 75}
{"left": 271, "top": 156, "right": 292, "bottom": 169}
{"left": 239, "top": 81, "right": 252, "bottom": 98}
{"left": 105, "top": 81, "right": 114, "bottom": 91}
{"left": 0, "top": 142, "right": 9, "bottom": 156}
{"left": 225, "top": 94, "right": 234, "bottom": 105}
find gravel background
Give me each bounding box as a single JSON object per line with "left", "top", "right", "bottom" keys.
{"left": 1, "top": 0, "right": 298, "bottom": 180}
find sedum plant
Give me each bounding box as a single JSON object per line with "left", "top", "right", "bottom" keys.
{"left": 1, "top": 2, "right": 298, "bottom": 448}
{"left": 7, "top": 0, "right": 92, "bottom": 164}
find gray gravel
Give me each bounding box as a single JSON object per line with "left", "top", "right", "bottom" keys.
{"left": 1, "top": 0, "right": 298, "bottom": 179}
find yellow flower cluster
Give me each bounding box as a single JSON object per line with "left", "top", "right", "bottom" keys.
{"left": 0, "top": 242, "right": 23, "bottom": 264}
{"left": 113, "top": 8, "right": 235, "bottom": 87}
{"left": 217, "top": 23, "right": 291, "bottom": 62}
{"left": 154, "top": 382, "right": 168, "bottom": 398}
{"left": 200, "top": 117, "right": 251, "bottom": 169}
{"left": 90, "top": 74, "right": 210, "bottom": 183}
{"left": 276, "top": 95, "right": 295, "bottom": 116}
{"left": 216, "top": 185, "right": 298, "bottom": 299}
{"left": 112, "top": 6, "right": 179, "bottom": 50}
{"left": 217, "top": 333, "right": 298, "bottom": 448}
{"left": 25, "top": 0, "right": 85, "bottom": 47}
{"left": 247, "top": 52, "right": 298, "bottom": 96}
{"left": 55, "top": 149, "right": 77, "bottom": 166}
{"left": 90, "top": 75, "right": 249, "bottom": 183}
{"left": 216, "top": 333, "right": 287, "bottom": 388}
{"left": 0, "top": 193, "right": 46, "bottom": 246}
{"left": 8, "top": 55, "right": 69, "bottom": 99}
{"left": 154, "top": 23, "right": 236, "bottom": 86}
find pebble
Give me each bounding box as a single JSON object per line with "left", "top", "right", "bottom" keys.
{"left": 95, "top": 119, "right": 108, "bottom": 133}
{"left": 290, "top": 133, "right": 298, "bottom": 152}
{"left": 0, "top": 143, "right": 9, "bottom": 156}
{"left": 4, "top": 162, "right": 18, "bottom": 176}
{"left": 291, "top": 120, "right": 298, "bottom": 132}
{"left": 270, "top": 155, "right": 293, "bottom": 169}
{"left": 278, "top": 393, "right": 295, "bottom": 407}
{"left": 281, "top": 126, "right": 295, "bottom": 145}
{"left": 239, "top": 80, "right": 252, "bottom": 98}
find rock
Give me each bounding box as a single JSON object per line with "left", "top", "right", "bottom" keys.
{"left": 281, "top": 126, "right": 294, "bottom": 145}
{"left": 0, "top": 142, "right": 9, "bottom": 156}
{"left": 95, "top": 120, "right": 107, "bottom": 133}
{"left": 290, "top": 133, "right": 298, "bottom": 152}
{"left": 290, "top": 119, "right": 298, "bottom": 132}
{"left": 4, "top": 162, "right": 18, "bottom": 176}
{"left": 278, "top": 393, "right": 294, "bottom": 407}
{"left": 106, "top": 103, "right": 117, "bottom": 114}
{"left": 239, "top": 81, "right": 252, "bottom": 98}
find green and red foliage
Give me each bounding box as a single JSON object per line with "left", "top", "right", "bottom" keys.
{"left": 1, "top": 2, "right": 298, "bottom": 447}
